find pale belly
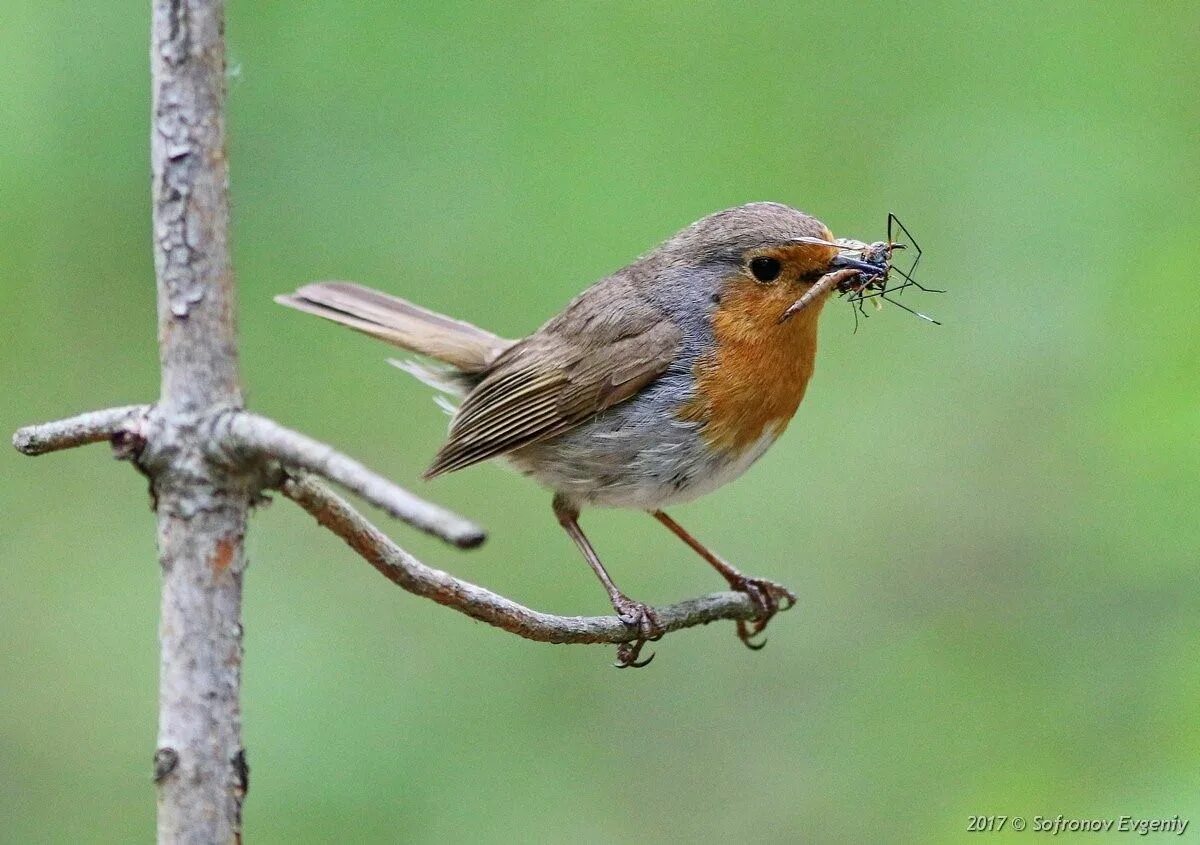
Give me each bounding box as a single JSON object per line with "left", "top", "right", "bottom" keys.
{"left": 426, "top": 347, "right": 798, "bottom": 510}
{"left": 505, "top": 397, "right": 784, "bottom": 510}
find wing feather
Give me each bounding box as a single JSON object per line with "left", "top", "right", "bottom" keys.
{"left": 424, "top": 281, "right": 680, "bottom": 478}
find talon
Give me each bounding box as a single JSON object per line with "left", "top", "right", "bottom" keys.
{"left": 611, "top": 596, "right": 664, "bottom": 668}
{"left": 727, "top": 576, "right": 795, "bottom": 650}
{"left": 615, "top": 639, "right": 656, "bottom": 668}
{"left": 735, "top": 619, "right": 768, "bottom": 651}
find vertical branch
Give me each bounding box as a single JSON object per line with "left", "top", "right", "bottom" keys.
{"left": 149, "top": 1, "right": 248, "bottom": 842}
{"left": 153, "top": 0, "right": 240, "bottom": 410}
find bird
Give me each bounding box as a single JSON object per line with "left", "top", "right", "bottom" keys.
{"left": 277, "top": 202, "right": 884, "bottom": 666}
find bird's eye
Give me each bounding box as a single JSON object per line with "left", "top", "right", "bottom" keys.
{"left": 749, "top": 256, "right": 782, "bottom": 283}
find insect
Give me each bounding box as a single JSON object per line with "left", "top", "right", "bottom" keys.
{"left": 778, "top": 213, "right": 942, "bottom": 327}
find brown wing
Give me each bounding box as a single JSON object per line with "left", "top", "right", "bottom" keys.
{"left": 424, "top": 277, "right": 680, "bottom": 478}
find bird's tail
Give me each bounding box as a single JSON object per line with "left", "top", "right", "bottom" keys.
{"left": 276, "top": 282, "right": 515, "bottom": 394}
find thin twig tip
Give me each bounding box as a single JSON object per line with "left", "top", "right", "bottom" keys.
{"left": 454, "top": 529, "right": 488, "bottom": 550}
{"left": 12, "top": 427, "right": 35, "bottom": 454}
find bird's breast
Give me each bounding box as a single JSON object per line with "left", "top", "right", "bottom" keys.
{"left": 676, "top": 281, "right": 825, "bottom": 452}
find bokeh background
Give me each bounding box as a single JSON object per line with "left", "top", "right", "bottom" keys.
{"left": 2, "top": 2, "right": 1198, "bottom": 841}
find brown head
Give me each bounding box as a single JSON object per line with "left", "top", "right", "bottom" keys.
{"left": 640, "top": 202, "right": 843, "bottom": 325}
{"left": 645, "top": 203, "right": 846, "bottom": 452}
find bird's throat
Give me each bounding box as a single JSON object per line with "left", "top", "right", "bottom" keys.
{"left": 677, "top": 281, "right": 827, "bottom": 452}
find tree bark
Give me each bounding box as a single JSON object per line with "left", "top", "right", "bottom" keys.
{"left": 149, "top": 1, "right": 248, "bottom": 841}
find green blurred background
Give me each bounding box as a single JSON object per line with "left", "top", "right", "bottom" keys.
{"left": 2, "top": 2, "right": 1198, "bottom": 841}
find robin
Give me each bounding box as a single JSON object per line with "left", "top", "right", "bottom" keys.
{"left": 277, "top": 202, "right": 892, "bottom": 666}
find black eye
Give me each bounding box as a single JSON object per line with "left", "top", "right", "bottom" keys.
{"left": 749, "top": 256, "right": 781, "bottom": 283}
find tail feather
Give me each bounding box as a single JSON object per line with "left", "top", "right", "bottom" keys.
{"left": 387, "top": 357, "right": 474, "bottom": 399}
{"left": 275, "top": 281, "right": 514, "bottom": 372}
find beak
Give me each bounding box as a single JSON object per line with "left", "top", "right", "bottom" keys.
{"left": 830, "top": 253, "right": 884, "bottom": 275}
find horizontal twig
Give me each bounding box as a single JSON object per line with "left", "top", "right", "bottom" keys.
{"left": 12, "top": 404, "right": 483, "bottom": 549}
{"left": 277, "top": 472, "right": 762, "bottom": 645}
{"left": 12, "top": 405, "right": 149, "bottom": 456}
{"left": 14, "top": 407, "right": 768, "bottom": 653}
{"left": 226, "top": 412, "right": 485, "bottom": 549}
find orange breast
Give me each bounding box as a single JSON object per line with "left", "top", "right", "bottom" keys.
{"left": 678, "top": 274, "right": 831, "bottom": 452}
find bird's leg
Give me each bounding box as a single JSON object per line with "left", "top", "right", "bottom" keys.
{"left": 651, "top": 510, "right": 795, "bottom": 649}
{"left": 553, "top": 494, "right": 663, "bottom": 667}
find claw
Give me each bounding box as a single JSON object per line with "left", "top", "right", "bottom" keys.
{"left": 735, "top": 618, "right": 768, "bottom": 650}
{"left": 611, "top": 596, "right": 664, "bottom": 668}
{"left": 615, "top": 639, "right": 656, "bottom": 668}
{"left": 728, "top": 576, "right": 796, "bottom": 651}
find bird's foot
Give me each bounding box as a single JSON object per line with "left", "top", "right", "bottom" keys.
{"left": 726, "top": 576, "right": 796, "bottom": 650}
{"left": 612, "top": 595, "right": 664, "bottom": 668}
